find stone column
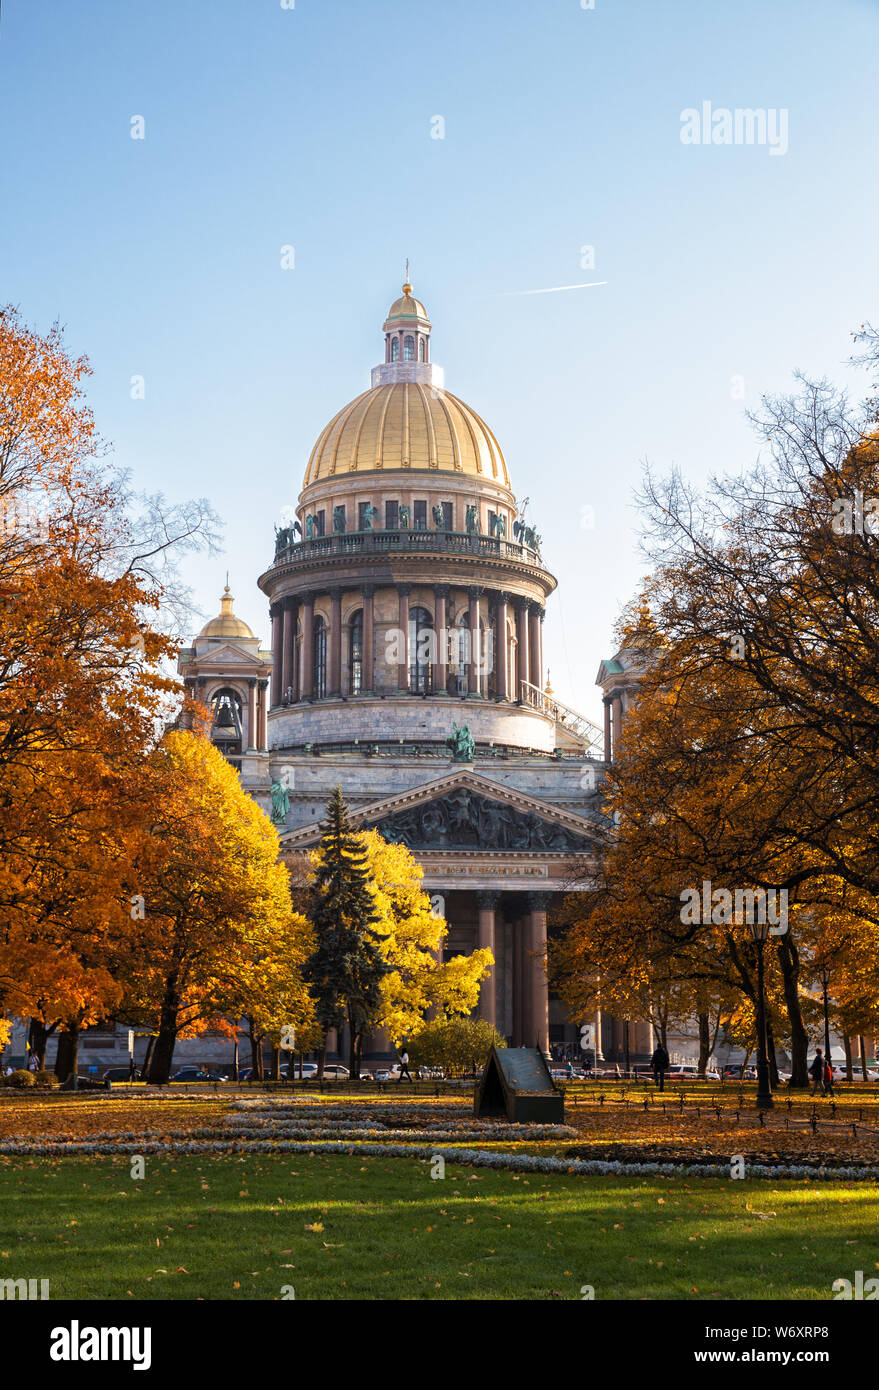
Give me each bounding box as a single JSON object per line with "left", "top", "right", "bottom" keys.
{"left": 434, "top": 585, "right": 449, "bottom": 695}
{"left": 494, "top": 592, "right": 509, "bottom": 700}
{"left": 328, "top": 589, "right": 343, "bottom": 696}
{"left": 528, "top": 605, "right": 542, "bottom": 689}
{"left": 258, "top": 679, "right": 269, "bottom": 750}
{"left": 475, "top": 891, "right": 499, "bottom": 1027}
{"left": 270, "top": 603, "right": 283, "bottom": 707}
{"left": 281, "top": 600, "right": 294, "bottom": 703}
{"left": 515, "top": 917, "right": 528, "bottom": 1045}
{"left": 247, "top": 678, "right": 257, "bottom": 751}
{"left": 397, "top": 585, "right": 411, "bottom": 692}
{"left": 361, "top": 584, "right": 375, "bottom": 693}
{"left": 468, "top": 586, "right": 482, "bottom": 696}
{"left": 299, "top": 593, "right": 315, "bottom": 701}
{"left": 515, "top": 598, "right": 530, "bottom": 701}
{"left": 612, "top": 691, "right": 623, "bottom": 757}
{"left": 526, "top": 892, "right": 550, "bottom": 1051}
{"left": 603, "top": 697, "right": 613, "bottom": 762}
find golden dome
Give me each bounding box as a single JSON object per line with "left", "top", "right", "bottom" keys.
{"left": 198, "top": 586, "right": 255, "bottom": 641}
{"left": 385, "top": 287, "right": 429, "bottom": 322}
{"left": 303, "top": 382, "right": 511, "bottom": 489}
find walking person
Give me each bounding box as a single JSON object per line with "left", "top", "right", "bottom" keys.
{"left": 823, "top": 1057, "right": 835, "bottom": 1098}
{"left": 651, "top": 1042, "right": 670, "bottom": 1092}
{"left": 398, "top": 1047, "right": 413, "bottom": 1083}
{"left": 809, "top": 1047, "right": 826, "bottom": 1097}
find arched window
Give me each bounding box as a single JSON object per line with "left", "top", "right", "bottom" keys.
{"left": 456, "top": 613, "right": 470, "bottom": 695}
{"left": 404, "top": 335, "right": 415, "bottom": 362}
{"left": 409, "top": 605, "right": 434, "bottom": 694}
{"left": 349, "top": 609, "right": 363, "bottom": 695}
{"left": 209, "top": 687, "right": 243, "bottom": 759}
{"left": 313, "top": 617, "right": 327, "bottom": 699}
{"left": 418, "top": 337, "right": 426, "bottom": 361}
{"left": 391, "top": 337, "right": 400, "bottom": 362}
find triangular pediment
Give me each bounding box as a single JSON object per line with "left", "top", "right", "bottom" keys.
{"left": 190, "top": 642, "right": 266, "bottom": 667}
{"left": 281, "top": 767, "right": 597, "bottom": 854}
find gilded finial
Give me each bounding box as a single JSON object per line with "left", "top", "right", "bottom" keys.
{"left": 403, "top": 257, "right": 412, "bottom": 295}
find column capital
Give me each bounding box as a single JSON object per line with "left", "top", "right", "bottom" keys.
{"left": 361, "top": 583, "right": 376, "bottom": 599}
{"left": 258, "top": 679, "right": 269, "bottom": 691}
{"left": 397, "top": 583, "right": 412, "bottom": 596}
{"left": 247, "top": 677, "right": 257, "bottom": 688}
{"left": 282, "top": 594, "right": 297, "bottom": 611}
{"left": 476, "top": 891, "right": 500, "bottom": 910}
{"left": 526, "top": 891, "right": 551, "bottom": 913}
{"left": 468, "top": 585, "right": 484, "bottom": 600}
{"left": 433, "top": 583, "right": 450, "bottom": 598}
{"left": 269, "top": 601, "right": 284, "bottom": 619}
{"left": 298, "top": 590, "right": 316, "bottom": 608}
{"left": 515, "top": 594, "right": 530, "bottom": 612}
{"left": 528, "top": 601, "right": 544, "bottom": 617}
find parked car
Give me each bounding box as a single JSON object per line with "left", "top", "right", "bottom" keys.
{"left": 321, "top": 1064, "right": 350, "bottom": 1080}
{"left": 102, "top": 1066, "right": 136, "bottom": 1082}
{"left": 665, "top": 1065, "right": 721, "bottom": 1083}
{"left": 285, "top": 1062, "right": 318, "bottom": 1080}
{"left": 171, "top": 1067, "right": 227, "bottom": 1083}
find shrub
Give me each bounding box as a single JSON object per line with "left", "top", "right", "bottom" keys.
{"left": 6, "top": 1069, "right": 35, "bottom": 1088}
{"left": 32, "top": 1069, "right": 60, "bottom": 1089}
{"left": 408, "top": 1018, "right": 506, "bottom": 1076}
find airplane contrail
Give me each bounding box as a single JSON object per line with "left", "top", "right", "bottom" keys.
{"left": 504, "top": 281, "right": 608, "bottom": 296}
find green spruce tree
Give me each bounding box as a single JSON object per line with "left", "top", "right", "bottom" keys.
{"left": 303, "top": 786, "right": 388, "bottom": 1077}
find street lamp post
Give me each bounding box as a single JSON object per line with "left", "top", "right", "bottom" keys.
{"left": 750, "top": 919, "right": 774, "bottom": 1109}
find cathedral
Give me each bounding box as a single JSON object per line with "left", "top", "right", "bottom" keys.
{"left": 179, "top": 280, "right": 652, "bottom": 1064}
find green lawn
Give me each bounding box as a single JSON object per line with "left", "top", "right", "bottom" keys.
{"left": 1, "top": 1154, "right": 876, "bottom": 1300}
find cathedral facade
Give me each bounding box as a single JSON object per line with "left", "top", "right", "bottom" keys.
{"left": 180, "top": 281, "right": 653, "bottom": 1063}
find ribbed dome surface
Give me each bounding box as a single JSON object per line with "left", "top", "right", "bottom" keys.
{"left": 303, "top": 383, "right": 511, "bottom": 489}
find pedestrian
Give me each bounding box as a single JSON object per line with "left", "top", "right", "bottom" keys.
{"left": 823, "top": 1057, "right": 835, "bottom": 1098}
{"left": 565, "top": 1059, "right": 573, "bottom": 1080}
{"left": 809, "top": 1047, "right": 826, "bottom": 1096}
{"left": 27, "top": 1052, "right": 38, "bottom": 1072}
{"left": 651, "top": 1042, "right": 670, "bottom": 1092}
{"left": 398, "top": 1047, "right": 413, "bottom": 1083}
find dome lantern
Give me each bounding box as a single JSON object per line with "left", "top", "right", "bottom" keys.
{"left": 373, "top": 268, "right": 443, "bottom": 390}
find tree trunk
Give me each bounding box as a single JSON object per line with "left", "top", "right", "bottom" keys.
{"left": 843, "top": 1032, "right": 853, "bottom": 1084}
{"left": 859, "top": 1035, "right": 868, "bottom": 1081}
{"left": 29, "top": 1019, "right": 53, "bottom": 1069}
{"left": 697, "top": 1013, "right": 710, "bottom": 1078}
{"left": 776, "top": 935, "right": 808, "bottom": 1086}
{"left": 54, "top": 1025, "right": 79, "bottom": 1082}
{"left": 148, "top": 975, "right": 180, "bottom": 1084}
{"left": 142, "top": 1035, "right": 155, "bottom": 1081}
{"left": 765, "top": 1018, "right": 780, "bottom": 1089}
{"left": 316, "top": 1043, "right": 326, "bottom": 1081}
{"left": 270, "top": 1043, "right": 281, "bottom": 1080}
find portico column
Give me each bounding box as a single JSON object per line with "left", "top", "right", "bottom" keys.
{"left": 612, "top": 690, "right": 623, "bottom": 756}
{"left": 527, "top": 892, "right": 551, "bottom": 1051}
{"left": 397, "top": 585, "right": 411, "bottom": 692}
{"left": 494, "top": 592, "right": 509, "bottom": 700}
{"left": 328, "top": 589, "right": 343, "bottom": 696}
{"left": 281, "top": 600, "right": 294, "bottom": 703}
{"left": 514, "top": 916, "right": 526, "bottom": 1044}
{"left": 247, "top": 678, "right": 257, "bottom": 751}
{"left": 361, "top": 585, "right": 375, "bottom": 693}
{"left": 299, "top": 593, "right": 315, "bottom": 700}
{"left": 258, "top": 679, "right": 269, "bottom": 750}
{"left": 468, "top": 586, "right": 482, "bottom": 696}
{"left": 475, "top": 891, "right": 499, "bottom": 1027}
{"left": 515, "top": 598, "right": 530, "bottom": 701}
{"left": 270, "top": 603, "right": 283, "bottom": 707}
{"left": 603, "top": 697, "right": 613, "bottom": 762}
{"left": 434, "top": 585, "right": 449, "bottom": 694}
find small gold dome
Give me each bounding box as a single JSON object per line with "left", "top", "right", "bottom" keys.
{"left": 303, "top": 383, "right": 511, "bottom": 488}
{"left": 385, "top": 288, "right": 429, "bottom": 322}
{"left": 198, "top": 586, "right": 255, "bottom": 640}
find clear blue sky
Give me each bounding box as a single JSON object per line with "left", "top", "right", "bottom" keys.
{"left": 3, "top": 0, "right": 878, "bottom": 720}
